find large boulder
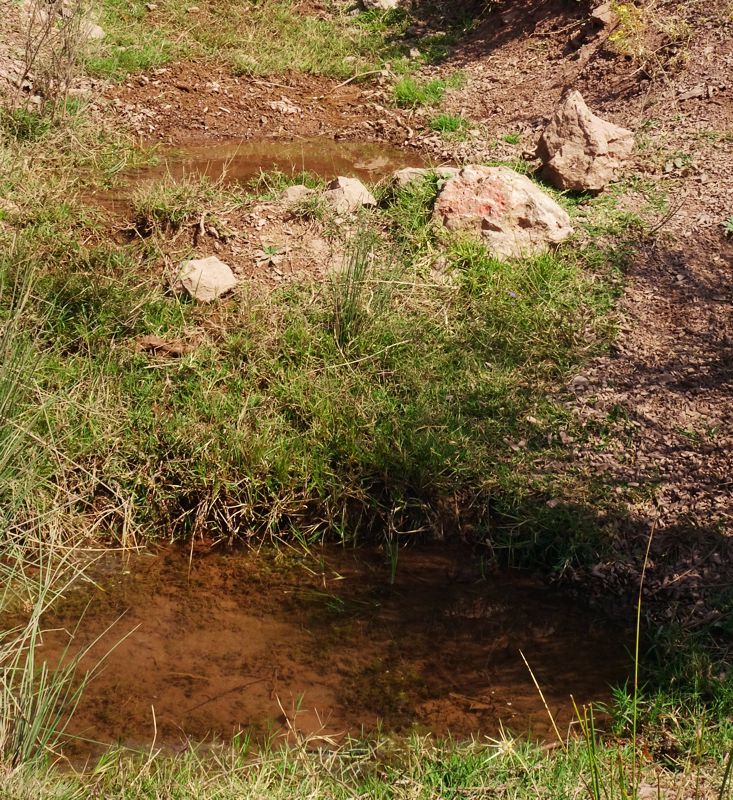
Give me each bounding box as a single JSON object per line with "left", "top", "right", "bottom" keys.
{"left": 324, "top": 176, "right": 376, "bottom": 215}
{"left": 537, "top": 91, "right": 634, "bottom": 192}
{"left": 433, "top": 165, "right": 574, "bottom": 260}
{"left": 175, "top": 256, "right": 237, "bottom": 302}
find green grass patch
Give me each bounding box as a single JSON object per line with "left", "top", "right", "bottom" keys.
{"left": 88, "top": 0, "right": 410, "bottom": 80}
{"left": 429, "top": 113, "right": 470, "bottom": 135}
{"left": 393, "top": 72, "right": 465, "bottom": 108}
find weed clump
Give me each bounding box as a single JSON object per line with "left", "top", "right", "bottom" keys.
{"left": 393, "top": 72, "right": 465, "bottom": 107}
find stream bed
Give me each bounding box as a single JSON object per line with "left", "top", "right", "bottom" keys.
{"left": 35, "top": 544, "right": 630, "bottom": 757}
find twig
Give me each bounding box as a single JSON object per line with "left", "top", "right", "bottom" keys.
{"left": 314, "top": 69, "right": 384, "bottom": 99}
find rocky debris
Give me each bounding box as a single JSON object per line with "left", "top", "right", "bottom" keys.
{"left": 391, "top": 166, "right": 459, "bottom": 189}
{"left": 175, "top": 256, "right": 237, "bottom": 302}
{"left": 536, "top": 90, "right": 634, "bottom": 192}
{"left": 281, "top": 184, "right": 315, "bottom": 204}
{"left": 323, "top": 176, "right": 376, "bottom": 214}
{"left": 361, "top": 0, "right": 401, "bottom": 9}
{"left": 433, "top": 165, "right": 574, "bottom": 260}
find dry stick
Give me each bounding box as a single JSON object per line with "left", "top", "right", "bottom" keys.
{"left": 182, "top": 677, "right": 269, "bottom": 715}
{"left": 313, "top": 69, "right": 384, "bottom": 100}
{"left": 519, "top": 649, "right": 565, "bottom": 748}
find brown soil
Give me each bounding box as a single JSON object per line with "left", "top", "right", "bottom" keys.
{"left": 30, "top": 544, "right": 629, "bottom": 758}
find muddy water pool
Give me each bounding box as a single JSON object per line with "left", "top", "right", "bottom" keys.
{"left": 91, "top": 137, "right": 424, "bottom": 212}
{"left": 32, "top": 544, "right": 630, "bottom": 757}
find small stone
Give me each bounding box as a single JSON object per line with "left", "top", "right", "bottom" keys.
{"left": 391, "top": 166, "right": 459, "bottom": 189}
{"left": 281, "top": 185, "right": 315, "bottom": 204}
{"left": 81, "top": 20, "right": 105, "bottom": 40}
{"left": 175, "top": 256, "right": 237, "bottom": 302}
{"left": 186, "top": 5, "right": 200, "bottom": 12}
{"left": 361, "top": 0, "right": 400, "bottom": 9}
{"left": 590, "top": 2, "right": 616, "bottom": 26}
{"left": 145, "top": 2, "right": 157, "bottom": 9}
{"left": 323, "top": 177, "right": 376, "bottom": 214}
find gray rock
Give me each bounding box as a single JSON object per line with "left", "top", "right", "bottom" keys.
{"left": 280, "top": 185, "right": 315, "bottom": 204}
{"left": 81, "top": 20, "right": 105, "bottom": 40}
{"left": 536, "top": 90, "right": 634, "bottom": 191}
{"left": 361, "top": 0, "right": 401, "bottom": 9}
{"left": 392, "top": 166, "right": 459, "bottom": 189}
{"left": 175, "top": 256, "right": 237, "bottom": 302}
{"left": 433, "top": 165, "right": 574, "bottom": 260}
{"left": 324, "top": 176, "right": 376, "bottom": 214}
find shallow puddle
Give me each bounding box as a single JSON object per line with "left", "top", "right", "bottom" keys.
{"left": 144, "top": 138, "right": 424, "bottom": 184}
{"left": 92, "top": 137, "right": 423, "bottom": 213}
{"left": 34, "top": 545, "right": 629, "bottom": 756}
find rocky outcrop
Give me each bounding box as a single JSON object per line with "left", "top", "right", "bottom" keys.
{"left": 175, "top": 256, "right": 237, "bottom": 302}
{"left": 324, "top": 176, "right": 376, "bottom": 214}
{"left": 433, "top": 165, "right": 574, "bottom": 260}
{"left": 537, "top": 91, "right": 634, "bottom": 192}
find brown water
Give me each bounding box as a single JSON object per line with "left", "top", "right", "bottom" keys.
{"left": 144, "top": 138, "right": 424, "bottom": 184}
{"left": 33, "top": 545, "right": 629, "bottom": 756}
{"left": 91, "top": 137, "right": 423, "bottom": 215}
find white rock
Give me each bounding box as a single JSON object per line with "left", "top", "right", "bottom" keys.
{"left": 536, "top": 90, "right": 634, "bottom": 191}
{"left": 324, "top": 176, "right": 376, "bottom": 214}
{"left": 433, "top": 165, "right": 574, "bottom": 260}
{"left": 281, "top": 184, "right": 315, "bottom": 204}
{"left": 392, "top": 166, "right": 459, "bottom": 189}
{"left": 81, "top": 20, "right": 105, "bottom": 40}
{"left": 175, "top": 256, "right": 237, "bottom": 302}
{"left": 361, "top": 0, "right": 401, "bottom": 9}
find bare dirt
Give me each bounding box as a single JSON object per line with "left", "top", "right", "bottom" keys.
{"left": 31, "top": 544, "right": 629, "bottom": 758}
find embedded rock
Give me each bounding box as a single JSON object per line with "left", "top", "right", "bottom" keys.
{"left": 281, "top": 184, "right": 315, "bottom": 204}
{"left": 175, "top": 256, "right": 237, "bottom": 302}
{"left": 324, "top": 176, "right": 376, "bottom": 215}
{"left": 433, "top": 165, "right": 574, "bottom": 260}
{"left": 537, "top": 90, "right": 634, "bottom": 191}
{"left": 392, "top": 166, "right": 459, "bottom": 189}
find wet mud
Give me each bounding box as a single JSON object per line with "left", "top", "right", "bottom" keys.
{"left": 31, "top": 544, "right": 631, "bottom": 757}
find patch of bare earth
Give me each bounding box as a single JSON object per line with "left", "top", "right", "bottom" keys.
{"left": 417, "top": 0, "right": 733, "bottom": 623}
